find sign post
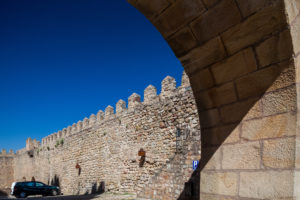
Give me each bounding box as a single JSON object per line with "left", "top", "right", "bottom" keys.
{"left": 192, "top": 160, "right": 199, "bottom": 170}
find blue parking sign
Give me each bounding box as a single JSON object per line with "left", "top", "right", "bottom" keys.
{"left": 193, "top": 160, "right": 199, "bottom": 170}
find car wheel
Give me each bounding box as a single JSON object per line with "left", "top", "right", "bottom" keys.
{"left": 52, "top": 190, "right": 57, "bottom": 196}
{"left": 19, "top": 192, "right": 27, "bottom": 198}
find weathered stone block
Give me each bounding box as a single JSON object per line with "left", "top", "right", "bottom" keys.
{"left": 201, "top": 81, "right": 230, "bottom": 108}
{"left": 263, "top": 137, "right": 295, "bottom": 168}
{"left": 220, "top": 97, "right": 258, "bottom": 123}
{"left": 241, "top": 112, "right": 296, "bottom": 140}
{"left": 296, "top": 137, "right": 300, "bottom": 169}
{"left": 202, "top": 0, "right": 220, "bottom": 8}
{"left": 200, "top": 193, "right": 236, "bottom": 200}
{"left": 202, "top": 124, "right": 240, "bottom": 146}
{"left": 284, "top": 0, "right": 300, "bottom": 25}
{"left": 290, "top": 13, "right": 300, "bottom": 55}
{"left": 180, "top": 37, "right": 226, "bottom": 74}
{"left": 262, "top": 85, "right": 296, "bottom": 116}
{"left": 199, "top": 108, "right": 220, "bottom": 128}
{"left": 200, "top": 172, "right": 238, "bottom": 196}
{"left": 211, "top": 48, "right": 257, "bottom": 85}
{"left": 239, "top": 171, "right": 294, "bottom": 198}
{"left": 167, "top": 27, "right": 198, "bottom": 57}
{"left": 222, "top": 2, "right": 287, "bottom": 54}
{"left": 222, "top": 142, "right": 261, "bottom": 169}
{"left": 296, "top": 56, "right": 300, "bottom": 83}
{"left": 256, "top": 29, "right": 293, "bottom": 67}
{"left": 191, "top": 0, "right": 241, "bottom": 44}
{"left": 207, "top": 82, "right": 237, "bottom": 107}
{"left": 266, "top": 61, "right": 295, "bottom": 92}
{"left": 236, "top": 64, "right": 282, "bottom": 99}
{"left": 236, "top": 0, "right": 279, "bottom": 18}
{"left": 203, "top": 147, "right": 221, "bottom": 170}
{"left": 153, "top": 0, "right": 205, "bottom": 37}
{"left": 243, "top": 99, "right": 262, "bottom": 120}
{"left": 189, "top": 68, "right": 214, "bottom": 92}
{"left": 134, "top": 0, "right": 171, "bottom": 19}
{"left": 294, "top": 171, "right": 300, "bottom": 198}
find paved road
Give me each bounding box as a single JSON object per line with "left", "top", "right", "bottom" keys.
{"left": 0, "top": 193, "right": 150, "bottom": 200}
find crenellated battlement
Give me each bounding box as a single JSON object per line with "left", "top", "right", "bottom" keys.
{"left": 0, "top": 149, "right": 15, "bottom": 157}
{"left": 41, "top": 71, "right": 191, "bottom": 147}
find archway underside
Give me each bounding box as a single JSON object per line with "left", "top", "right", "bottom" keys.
{"left": 130, "top": 0, "right": 300, "bottom": 199}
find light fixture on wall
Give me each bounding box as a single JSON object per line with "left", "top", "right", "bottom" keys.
{"left": 75, "top": 162, "right": 81, "bottom": 176}
{"left": 75, "top": 163, "right": 81, "bottom": 169}
{"left": 138, "top": 148, "right": 145, "bottom": 157}
{"left": 138, "top": 148, "right": 146, "bottom": 167}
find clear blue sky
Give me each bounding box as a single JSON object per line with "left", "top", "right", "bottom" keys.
{"left": 0, "top": 0, "right": 183, "bottom": 151}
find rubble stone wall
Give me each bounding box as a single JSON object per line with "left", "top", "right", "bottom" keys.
{"left": 11, "top": 72, "right": 201, "bottom": 198}
{"left": 0, "top": 150, "right": 14, "bottom": 194}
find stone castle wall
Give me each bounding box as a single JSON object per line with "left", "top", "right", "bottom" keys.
{"left": 6, "top": 72, "right": 200, "bottom": 198}
{"left": 0, "top": 149, "right": 14, "bottom": 195}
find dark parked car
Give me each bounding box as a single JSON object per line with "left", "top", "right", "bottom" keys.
{"left": 11, "top": 181, "right": 60, "bottom": 198}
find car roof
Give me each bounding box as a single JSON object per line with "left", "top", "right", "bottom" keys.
{"left": 15, "top": 181, "right": 46, "bottom": 184}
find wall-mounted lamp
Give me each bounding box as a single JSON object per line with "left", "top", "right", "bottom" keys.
{"left": 75, "top": 163, "right": 81, "bottom": 176}
{"left": 138, "top": 148, "right": 146, "bottom": 167}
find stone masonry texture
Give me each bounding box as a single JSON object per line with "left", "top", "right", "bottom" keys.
{"left": 0, "top": 72, "right": 201, "bottom": 200}
{"left": 1, "top": 0, "right": 300, "bottom": 199}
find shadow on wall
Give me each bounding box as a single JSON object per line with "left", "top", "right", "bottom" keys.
{"left": 177, "top": 25, "right": 293, "bottom": 200}
{"left": 83, "top": 182, "right": 105, "bottom": 195}
{"left": 176, "top": 61, "right": 294, "bottom": 200}
{"left": 51, "top": 175, "right": 60, "bottom": 187}
{"left": 0, "top": 190, "right": 8, "bottom": 197}
{"left": 177, "top": 167, "right": 200, "bottom": 200}
{"left": 91, "top": 181, "right": 105, "bottom": 194}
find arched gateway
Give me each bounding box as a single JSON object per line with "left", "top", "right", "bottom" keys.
{"left": 129, "top": 0, "right": 300, "bottom": 199}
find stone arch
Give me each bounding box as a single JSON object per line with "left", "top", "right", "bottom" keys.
{"left": 129, "top": 0, "right": 300, "bottom": 199}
